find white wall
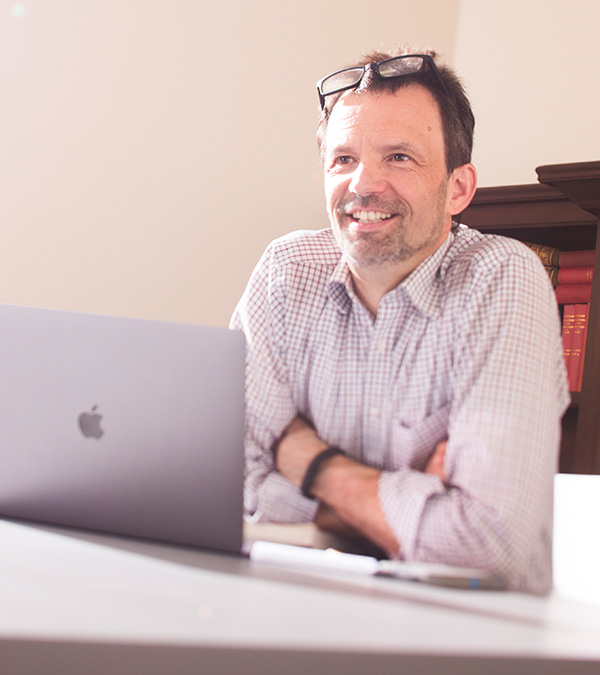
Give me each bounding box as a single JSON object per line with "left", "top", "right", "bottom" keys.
{"left": 0, "top": 1, "right": 458, "bottom": 327}
{"left": 455, "top": 0, "right": 600, "bottom": 187}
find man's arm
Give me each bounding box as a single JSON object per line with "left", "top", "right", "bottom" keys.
{"left": 276, "top": 417, "right": 448, "bottom": 555}
{"left": 230, "top": 237, "right": 325, "bottom": 524}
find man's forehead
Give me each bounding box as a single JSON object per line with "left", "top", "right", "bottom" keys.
{"left": 324, "top": 85, "right": 444, "bottom": 150}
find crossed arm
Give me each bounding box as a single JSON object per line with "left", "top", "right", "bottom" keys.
{"left": 276, "top": 416, "right": 447, "bottom": 556}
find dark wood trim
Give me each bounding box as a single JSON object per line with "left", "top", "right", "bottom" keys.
{"left": 463, "top": 183, "right": 596, "bottom": 231}
{"left": 537, "top": 162, "right": 600, "bottom": 215}
{"left": 537, "top": 160, "right": 600, "bottom": 184}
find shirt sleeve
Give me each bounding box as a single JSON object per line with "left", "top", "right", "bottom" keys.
{"left": 378, "top": 250, "right": 569, "bottom": 592}
{"left": 230, "top": 243, "right": 319, "bottom": 524}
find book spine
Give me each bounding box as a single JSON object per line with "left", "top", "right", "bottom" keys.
{"left": 562, "top": 305, "right": 576, "bottom": 391}
{"left": 557, "top": 266, "right": 594, "bottom": 284}
{"left": 571, "top": 304, "right": 590, "bottom": 392}
{"left": 559, "top": 250, "right": 596, "bottom": 268}
{"left": 524, "top": 242, "right": 561, "bottom": 267}
{"left": 555, "top": 284, "right": 592, "bottom": 304}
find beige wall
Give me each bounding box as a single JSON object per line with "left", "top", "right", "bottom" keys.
{"left": 6, "top": 2, "right": 596, "bottom": 327}
{"left": 455, "top": 0, "right": 600, "bottom": 187}
{"left": 0, "top": 1, "right": 458, "bottom": 327}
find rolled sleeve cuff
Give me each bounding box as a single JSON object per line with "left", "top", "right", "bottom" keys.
{"left": 252, "top": 471, "right": 320, "bottom": 524}
{"left": 378, "top": 470, "right": 445, "bottom": 560}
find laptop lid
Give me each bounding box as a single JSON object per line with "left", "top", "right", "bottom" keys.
{"left": 0, "top": 303, "right": 245, "bottom": 555}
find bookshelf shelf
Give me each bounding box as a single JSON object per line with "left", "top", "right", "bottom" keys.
{"left": 461, "top": 161, "right": 600, "bottom": 475}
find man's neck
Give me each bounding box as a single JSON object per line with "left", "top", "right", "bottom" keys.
{"left": 349, "top": 263, "right": 408, "bottom": 317}
{"left": 347, "top": 233, "right": 449, "bottom": 317}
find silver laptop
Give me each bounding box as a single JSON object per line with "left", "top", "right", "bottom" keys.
{"left": 0, "top": 303, "right": 245, "bottom": 555}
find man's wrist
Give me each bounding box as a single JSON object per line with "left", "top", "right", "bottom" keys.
{"left": 301, "top": 446, "right": 345, "bottom": 499}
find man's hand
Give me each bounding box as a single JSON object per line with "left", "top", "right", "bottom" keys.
{"left": 274, "top": 417, "right": 328, "bottom": 489}
{"left": 425, "top": 440, "right": 448, "bottom": 483}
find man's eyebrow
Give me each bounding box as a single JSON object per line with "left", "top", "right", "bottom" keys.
{"left": 325, "top": 143, "right": 354, "bottom": 157}
{"left": 326, "top": 141, "right": 426, "bottom": 159}
{"left": 380, "top": 142, "right": 424, "bottom": 158}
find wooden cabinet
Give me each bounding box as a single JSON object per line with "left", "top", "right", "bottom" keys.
{"left": 461, "top": 161, "right": 600, "bottom": 475}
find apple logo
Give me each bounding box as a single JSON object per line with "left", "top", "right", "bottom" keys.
{"left": 78, "top": 405, "right": 104, "bottom": 439}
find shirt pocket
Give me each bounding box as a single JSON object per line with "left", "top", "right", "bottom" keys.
{"left": 389, "top": 404, "right": 450, "bottom": 471}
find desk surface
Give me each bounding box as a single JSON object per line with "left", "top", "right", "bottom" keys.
{"left": 1, "top": 519, "right": 600, "bottom": 675}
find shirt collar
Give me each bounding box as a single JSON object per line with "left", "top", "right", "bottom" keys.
{"left": 397, "top": 230, "right": 454, "bottom": 318}
{"left": 326, "top": 229, "right": 455, "bottom": 318}
{"left": 327, "top": 256, "right": 355, "bottom": 314}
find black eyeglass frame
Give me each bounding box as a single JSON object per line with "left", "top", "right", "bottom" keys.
{"left": 316, "top": 54, "right": 451, "bottom": 110}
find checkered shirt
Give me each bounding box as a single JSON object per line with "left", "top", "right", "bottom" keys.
{"left": 230, "top": 224, "right": 570, "bottom": 593}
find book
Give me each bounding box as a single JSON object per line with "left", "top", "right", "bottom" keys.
{"left": 562, "top": 304, "right": 589, "bottom": 392}
{"left": 523, "top": 243, "right": 595, "bottom": 269}
{"left": 544, "top": 265, "right": 559, "bottom": 287}
{"left": 557, "top": 266, "right": 594, "bottom": 285}
{"left": 555, "top": 284, "right": 592, "bottom": 304}
{"left": 560, "top": 250, "right": 596, "bottom": 268}
{"left": 243, "top": 521, "right": 365, "bottom": 554}
{"left": 525, "top": 242, "right": 561, "bottom": 267}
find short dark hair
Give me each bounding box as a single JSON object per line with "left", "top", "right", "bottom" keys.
{"left": 316, "top": 46, "right": 475, "bottom": 174}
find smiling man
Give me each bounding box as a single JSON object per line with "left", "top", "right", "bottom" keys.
{"left": 231, "top": 47, "right": 569, "bottom": 593}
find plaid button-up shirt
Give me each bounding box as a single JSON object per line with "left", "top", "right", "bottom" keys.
{"left": 231, "top": 224, "right": 569, "bottom": 593}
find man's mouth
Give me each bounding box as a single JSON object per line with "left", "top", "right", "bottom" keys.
{"left": 350, "top": 210, "right": 393, "bottom": 224}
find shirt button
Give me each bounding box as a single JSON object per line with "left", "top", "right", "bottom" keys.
{"left": 370, "top": 408, "right": 380, "bottom": 419}
{"left": 375, "top": 340, "right": 386, "bottom": 353}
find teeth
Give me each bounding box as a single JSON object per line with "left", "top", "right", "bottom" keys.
{"left": 351, "top": 211, "right": 392, "bottom": 223}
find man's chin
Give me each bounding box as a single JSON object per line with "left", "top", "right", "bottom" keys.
{"left": 341, "top": 238, "right": 413, "bottom": 268}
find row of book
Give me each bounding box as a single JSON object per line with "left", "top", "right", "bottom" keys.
{"left": 525, "top": 243, "right": 594, "bottom": 302}
{"left": 525, "top": 243, "right": 594, "bottom": 392}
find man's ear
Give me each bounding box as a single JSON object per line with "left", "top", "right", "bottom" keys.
{"left": 447, "top": 163, "right": 477, "bottom": 216}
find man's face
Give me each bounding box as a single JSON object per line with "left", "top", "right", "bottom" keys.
{"left": 323, "top": 85, "right": 455, "bottom": 273}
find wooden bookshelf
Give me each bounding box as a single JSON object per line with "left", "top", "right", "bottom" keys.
{"left": 461, "top": 161, "right": 600, "bottom": 475}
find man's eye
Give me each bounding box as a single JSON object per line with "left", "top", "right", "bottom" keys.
{"left": 392, "top": 153, "right": 409, "bottom": 162}
{"left": 335, "top": 156, "right": 353, "bottom": 165}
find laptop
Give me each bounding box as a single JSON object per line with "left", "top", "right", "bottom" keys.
{"left": 0, "top": 302, "right": 245, "bottom": 555}
{"left": 0, "top": 303, "right": 506, "bottom": 590}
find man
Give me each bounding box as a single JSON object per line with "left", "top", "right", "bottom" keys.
{"left": 231, "top": 47, "right": 569, "bottom": 593}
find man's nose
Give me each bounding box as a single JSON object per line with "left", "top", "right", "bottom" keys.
{"left": 348, "top": 162, "right": 386, "bottom": 196}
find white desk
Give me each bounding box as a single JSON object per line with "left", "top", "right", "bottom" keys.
{"left": 1, "top": 519, "right": 600, "bottom": 674}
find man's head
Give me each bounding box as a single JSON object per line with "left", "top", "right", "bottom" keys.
{"left": 317, "top": 47, "right": 475, "bottom": 174}
{"left": 318, "top": 47, "right": 477, "bottom": 281}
